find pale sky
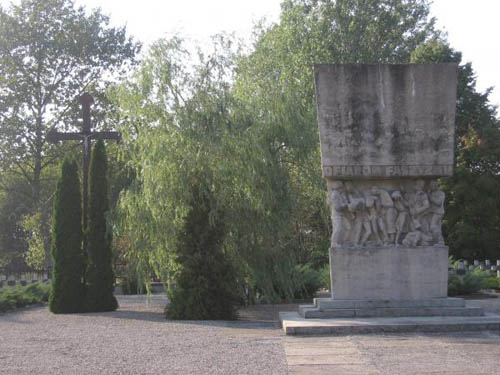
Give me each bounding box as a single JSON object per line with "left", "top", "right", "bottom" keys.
{"left": 1, "top": 0, "right": 499, "bottom": 110}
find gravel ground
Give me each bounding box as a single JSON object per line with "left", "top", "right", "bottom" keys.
{"left": 3, "top": 293, "right": 500, "bottom": 375}
{"left": 0, "top": 295, "right": 288, "bottom": 375}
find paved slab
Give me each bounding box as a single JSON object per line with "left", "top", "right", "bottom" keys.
{"left": 284, "top": 331, "right": 500, "bottom": 374}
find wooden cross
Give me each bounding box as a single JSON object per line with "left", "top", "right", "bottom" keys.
{"left": 46, "top": 93, "right": 120, "bottom": 252}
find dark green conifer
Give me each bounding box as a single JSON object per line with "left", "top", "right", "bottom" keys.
{"left": 49, "top": 158, "right": 85, "bottom": 313}
{"left": 85, "top": 140, "right": 118, "bottom": 312}
{"left": 166, "top": 183, "right": 238, "bottom": 320}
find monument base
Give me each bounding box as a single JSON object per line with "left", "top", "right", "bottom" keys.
{"left": 280, "top": 311, "right": 500, "bottom": 336}
{"left": 330, "top": 245, "right": 449, "bottom": 300}
{"left": 299, "top": 297, "right": 483, "bottom": 319}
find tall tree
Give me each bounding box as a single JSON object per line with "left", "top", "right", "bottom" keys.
{"left": 0, "top": 0, "right": 140, "bottom": 212}
{"left": 85, "top": 140, "right": 117, "bottom": 312}
{"left": 411, "top": 40, "right": 500, "bottom": 260}
{"left": 49, "top": 158, "right": 84, "bottom": 314}
{"left": 233, "top": 0, "right": 439, "bottom": 271}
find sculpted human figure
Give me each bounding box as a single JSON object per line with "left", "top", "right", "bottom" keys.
{"left": 392, "top": 190, "right": 408, "bottom": 245}
{"left": 344, "top": 182, "right": 371, "bottom": 246}
{"left": 365, "top": 195, "right": 382, "bottom": 245}
{"left": 428, "top": 180, "right": 445, "bottom": 245}
{"left": 408, "top": 179, "right": 430, "bottom": 232}
{"left": 402, "top": 230, "right": 432, "bottom": 247}
{"left": 329, "top": 181, "right": 351, "bottom": 246}
{"left": 371, "top": 186, "right": 396, "bottom": 244}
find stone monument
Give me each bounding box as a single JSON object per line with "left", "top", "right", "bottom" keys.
{"left": 299, "top": 64, "right": 483, "bottom": 319}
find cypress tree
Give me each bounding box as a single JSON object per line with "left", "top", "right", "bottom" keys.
{"left": 166, "top": 183, "right": 239, "bottom": 320}
{"left": 49, "top": 158, "right": 85, "bottom": 313}
{"left": 85, "top": 140, "right": 118, "bottom": 312}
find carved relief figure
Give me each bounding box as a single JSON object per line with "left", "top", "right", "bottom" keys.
{"left": 329, "top": 181, "right": 351, "bottom": 247}
{"left": 428, "top": 180, "right": 445, "bottom": 245}
{"left": 345, "top": 182, "right": 371, "bottom": 246}
{"left": 408, "top": 179, "right": 430, "bottom": 232}
{"left": 365, "top": 195, "right": 383, "bottom": 245}
{"left": 392, "top": 190, "right": 408, "bottom": 245}
{"left": 371, "top": 186, "right": 397, "bottom": 244}
{"left": 328, "top": 179, "right": 445, "bottom": 248}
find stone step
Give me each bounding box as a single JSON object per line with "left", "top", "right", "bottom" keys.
{"left": 313, "top": 297, "right": 466, "bottom": 310}
{"left": 280, "top": 311, "right": 500, "bottom": 336}
{"left": 300, "top": 306, "right": 484, "bottom": 319}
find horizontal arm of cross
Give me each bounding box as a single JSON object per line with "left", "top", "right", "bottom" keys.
{"left": 46, "top": 131, "right": 121, "bottom": 143}
{"left": 46, "top": 132, "right": 83, "bottom": 142}
{"left": 91, "top": 131, "right": 121, "bottom": 141}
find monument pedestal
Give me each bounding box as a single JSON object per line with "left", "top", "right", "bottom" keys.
{"left": 297, "top": 246, "right": 483, "bottom": 320}
{"left": 330, "top": 246, "right": 448, "bottom": 300}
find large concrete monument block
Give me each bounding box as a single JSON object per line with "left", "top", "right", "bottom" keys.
{"left": 314, "top": 64, "right": 465, "bottom": 310}
{"left": 281, "top": 64, "right": 489, "bottom": 332}
{"left": 315, "top": 64, "right": 457, "bottom": 179}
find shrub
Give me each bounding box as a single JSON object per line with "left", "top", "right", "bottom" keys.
{"left": 49, "top": 159, "right": 85, "bottom": 313}
{"left": 319, "top": 264, "right": 331, "bottom": 291}
{"left": 0, "top": 282, "right": 51, "bottom": 313}
{"left": 166, "top": 184, "right": 239, "bottom": 320}
{"left": 448, "top": 269, "right": 490, "bottom": 296}
{"left": 481, "top": 277, "right": 500, "bottom": 290}
{"left": 292, "top": 264, "right": 322, "bottom": 299}
{"left": 85, "top": 140, "right": 118, "bottom": 312}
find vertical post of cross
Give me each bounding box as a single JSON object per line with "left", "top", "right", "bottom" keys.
{"left": 79, "top": 93, "right": 94, "bottom": 254}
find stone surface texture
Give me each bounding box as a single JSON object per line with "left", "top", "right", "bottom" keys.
{"left": 330, "top": 245, "right": 449, "bottom": 300}
{"left": 298, "top": 297, "right": 484, "bottom": 319}
{"left": 315, "top": 64, "right": 458, "bottom": 179}
{"left": 284, "top": 330, "right": 500, "bottom": 374}
{"left": 280, "top": 311, "right": 500, "bottom": 336}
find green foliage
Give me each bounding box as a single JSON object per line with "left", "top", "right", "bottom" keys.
{"left": 291, "top": 264, "right": 322, "bottom": 299}
{"left": 0, "top": 176, "right": 32, "bottom": 270}
{"left": 85, "top": 140, "right": 118, "bottom": 312}
{"left": 20, "top": 213, "right": 46, "bottom": 270}
{"left": 448, "top": 257, "right": 491, "bottom": 296}
{"left": 49, "top": 159, "right": 85, "bottom": 314}
{"left": 0, "top": 0, "right": 139, "bottom": 272}
{"left": 448, "top": 270, "right": 488, "bottom": 296}
{"left": 166, "top": 184, "right": 239, "bottom": 320}
{"left": 110, "top": 1, "right": 442, "bottom": 303}
{"left": 481, "top": 277, "right": 500, "bottom": 290}
{"left": 411, "top": 40, "right": 500, "bottom": 260}
{"left": 318, "top": 264, "right": 331, "bottom": 291}
{"left": 0, "top": 282, "right": 51, "bottom": 313}
{"left": 233, "top": 0, "right": 438, "bottom": 269}
{"left": 119, "top": 277, "right": 146, "bottom": 295}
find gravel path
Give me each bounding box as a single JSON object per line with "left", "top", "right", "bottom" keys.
{"left": 0, "top": 296, "right": 288, "bottom": 375}
{"left": 4, "top": 293, "right": 500, "bottom": 375}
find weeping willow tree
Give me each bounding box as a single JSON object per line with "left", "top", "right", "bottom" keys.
{"left": 109, "top": 35, "right": 293, "bottom": 301}
{"left": 110, "top": 0, "right": 441, "bottom": 302}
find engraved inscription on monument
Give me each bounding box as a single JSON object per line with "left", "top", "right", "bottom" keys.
{"left": 315, "top": 64, "right": 458, "bottom": 179}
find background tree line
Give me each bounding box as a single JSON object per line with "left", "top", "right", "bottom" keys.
{"left": 1, "top": 0, "right": 499, "bottom": 302}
